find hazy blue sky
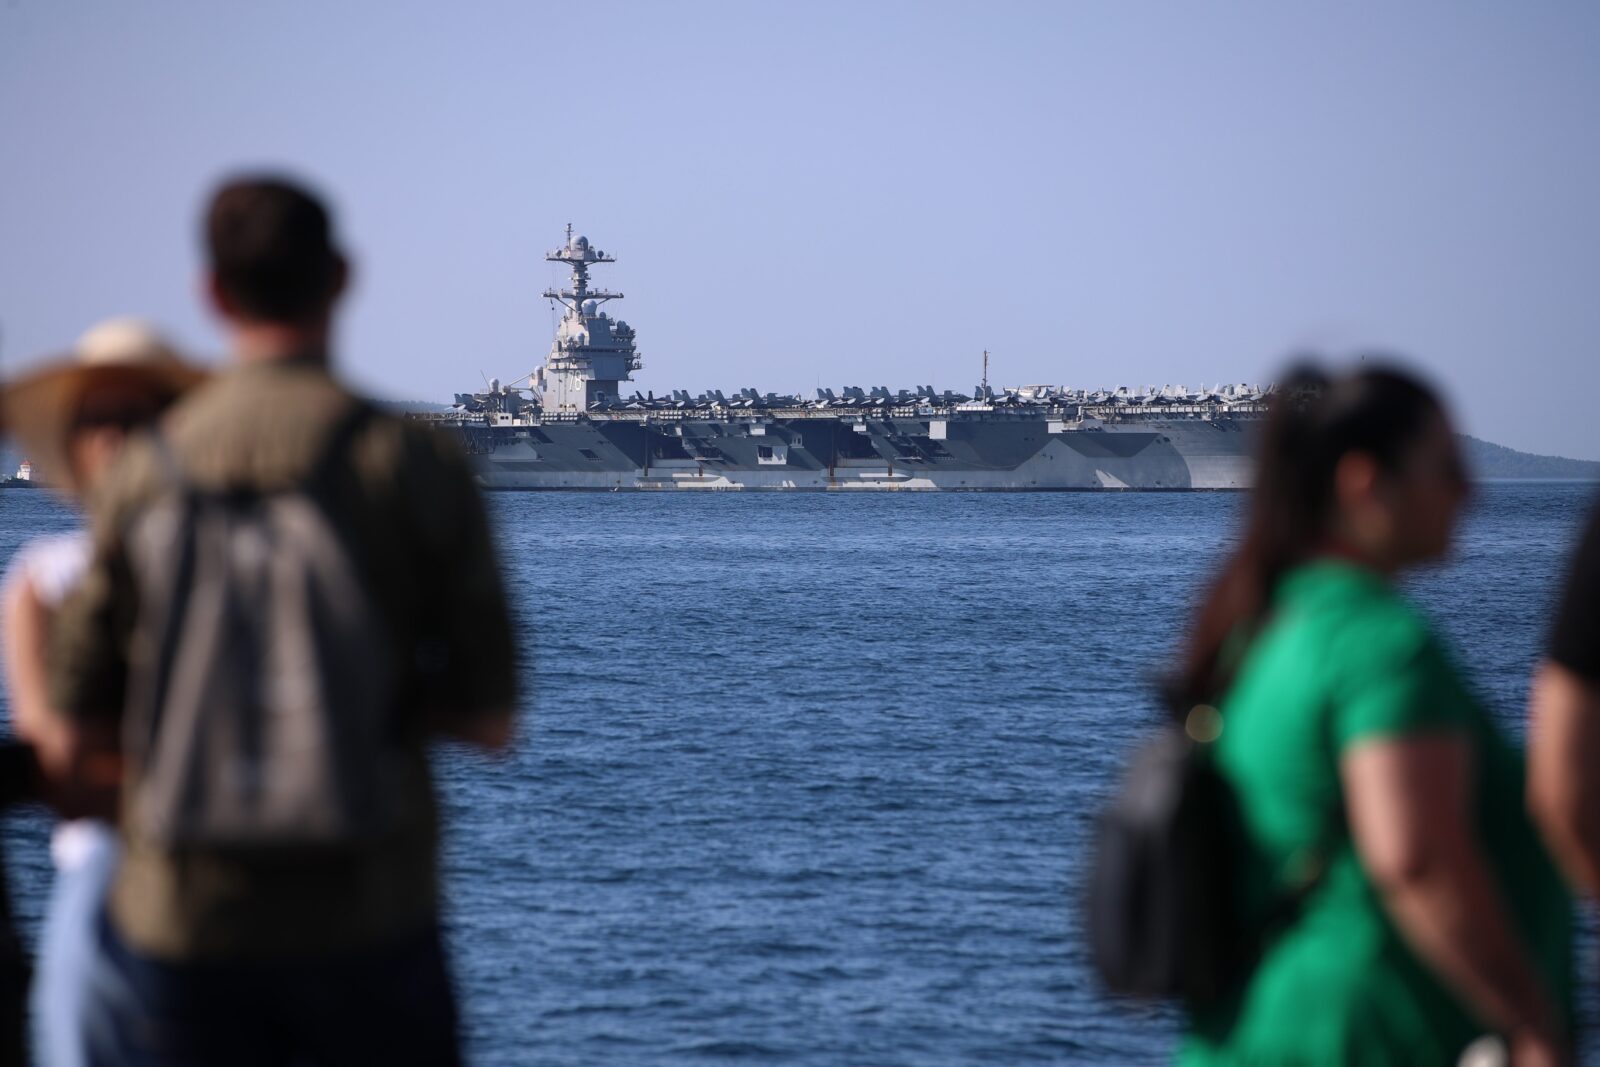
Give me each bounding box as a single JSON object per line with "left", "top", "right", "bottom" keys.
{"left": 3, "top": 2, "right": 1597, "bottom": 458}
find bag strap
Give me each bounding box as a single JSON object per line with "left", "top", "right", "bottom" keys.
{"left": 137, "top": 432, "right": 200, "bottom": 764}
{"left": 145, "top": 430, "right": 190, "bottom": 496}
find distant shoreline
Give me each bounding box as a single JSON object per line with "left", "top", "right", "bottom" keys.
{"left": 1458, "top": 435, "right": 1600, "bottom": 481}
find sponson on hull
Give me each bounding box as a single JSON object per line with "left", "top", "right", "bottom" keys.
{"left": 426, "top": 229, "right": 1270, "bottom": 490}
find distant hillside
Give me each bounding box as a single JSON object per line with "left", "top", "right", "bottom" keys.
{"left": 1460, "top": 436, "right": 1600, "bottom": 481}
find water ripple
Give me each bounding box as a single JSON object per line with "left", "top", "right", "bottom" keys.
{"left": 1, "top": 485, "right": 1594, "bottom": 1065}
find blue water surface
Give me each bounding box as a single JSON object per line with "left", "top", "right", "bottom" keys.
{"left": 0, "top": 482, "right": 1594, "bottom": 1065}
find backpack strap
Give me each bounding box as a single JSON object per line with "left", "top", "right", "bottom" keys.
{"left": 136, "top": 431, "right": 201, "bottom": 766}
{"left": 145, "top": 429, "right": 190, "bottom": 496}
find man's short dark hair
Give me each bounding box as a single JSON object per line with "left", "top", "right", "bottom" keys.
{"left": 205, "top": 175, "right": 343, "bottom": 323}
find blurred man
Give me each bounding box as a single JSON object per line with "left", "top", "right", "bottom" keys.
{"left": 50, "top": 175, "right": 517, "bottom": 1066}
{"left": 1530, "top": 502, "right": 1600, "bottom": 899}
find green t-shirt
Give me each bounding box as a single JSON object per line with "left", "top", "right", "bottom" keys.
{"left": 1180, "top": 561, "right": 1571, "bottom": 1066}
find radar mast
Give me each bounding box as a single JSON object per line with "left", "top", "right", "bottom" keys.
{"left": 538, "top": 226, "right": 641, "bottom": 413}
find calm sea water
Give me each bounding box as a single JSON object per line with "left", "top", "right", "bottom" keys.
{"left": 0, "top": 482, "right": 1594, "bottom": 1065}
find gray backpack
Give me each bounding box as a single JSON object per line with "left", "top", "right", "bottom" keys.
{"left": 123, "top": 404, "right": 402, "bottom": 849}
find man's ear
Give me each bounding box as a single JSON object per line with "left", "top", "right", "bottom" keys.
{"left": 203, "top": 271, "right": 236, "bottom": 319}
{"left": 329, "top": 253, "right": 350, "bottom": 303}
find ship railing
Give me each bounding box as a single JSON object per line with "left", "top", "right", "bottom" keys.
{"left": 1080, "top": 401, "right": 1270, "bottom": 419}
{"left": 411, "top": 401, "right": 1268, "bottom": 426}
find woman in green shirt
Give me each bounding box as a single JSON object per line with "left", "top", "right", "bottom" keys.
{"left": 1175, "top": 367, "right": 1571, "bottom": 1067}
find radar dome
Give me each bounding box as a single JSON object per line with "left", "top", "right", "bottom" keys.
{"left": 570, "top": 234, "right": 589, "bottom": 250}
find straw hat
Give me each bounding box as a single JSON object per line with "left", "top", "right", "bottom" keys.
{"left": 1, "top": 319, "right": 206, "bottom": 490}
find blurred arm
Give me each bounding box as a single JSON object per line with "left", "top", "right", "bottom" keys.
{"left": 1343, "top": 734, "right": 1565, "bottom": 1059}
{"left": 406, "top": 424, "right": 519, "bottom": 752}
{"left": 5, "top": 571, "right": 122, "bottom": 816}
{"left": 1528, "top": 662, "right": 1600, "bottom": 899}
{"left": 2, "top": 574, "right": 80, "bottom": 776}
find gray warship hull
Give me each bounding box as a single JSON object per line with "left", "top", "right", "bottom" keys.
{"left": 453, "top": 408, "right": 1258, "bottom": 491}
{"left": 434, "top": 227, "right": 1268, "bottom": 491}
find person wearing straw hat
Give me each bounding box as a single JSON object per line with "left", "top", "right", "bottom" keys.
{"left": 1, "top": 319, "right": 203, "bottom": 1067}
{"left": 1, "top": 321, "right": 205, "bottom": 499}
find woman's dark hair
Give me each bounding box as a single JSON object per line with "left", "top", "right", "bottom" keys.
{"left": 1172, "top": 362, "right": 1447, "bottom": 714}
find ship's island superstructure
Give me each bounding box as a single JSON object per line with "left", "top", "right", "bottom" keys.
{"left": 427, "top": 229, "right": 1270, "bottom": 490}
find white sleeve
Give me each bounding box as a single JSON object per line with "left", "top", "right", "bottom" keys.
{"left": 1, "top": 532, "right": 91, "bottom": 609}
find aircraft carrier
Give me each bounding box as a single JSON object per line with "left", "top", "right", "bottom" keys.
{"left": 429, "top": 229, "right": 1270, "bottom": 490}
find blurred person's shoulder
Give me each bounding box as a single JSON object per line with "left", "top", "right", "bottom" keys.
{"left": 82, "top": 367, "right": 484, "bottom": 543}
{"left": 1270, "top": 561, "right": 1471, "bottom": 743}
{"left": 154, "top": 363, "right": 470, "bottom": 488}
{"left": 350, "top": 409, "right": 474, "bottom": 482}
{"left": 340, "top": 405, "right": 481, "bottom": 525}
{"left": 1278, "top": 560, "right": 1433, "bottom": 666}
